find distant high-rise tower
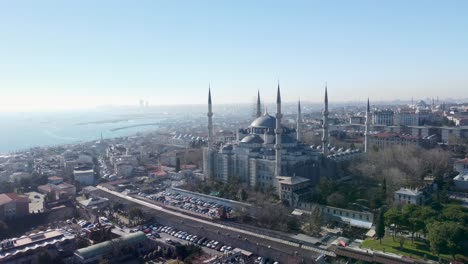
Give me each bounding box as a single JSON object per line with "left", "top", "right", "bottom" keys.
{"left": 297, "top": 99, "right": 303, "bottom": 142}
{"left": 275, "top": 83, "right": 283, "bottom": 176}
{"left": 322, "top": 85, "right": 329, "bottom": 156}
{"left": 365, "top": 98, "right": 370, "bottom": 153}
{"left": 256, "top": 90, "right": 262, "bottom": 118}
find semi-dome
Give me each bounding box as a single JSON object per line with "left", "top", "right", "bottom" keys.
{"left": 240, "top": 134, "right": 264, "bottom": 144}
{"left": 250, "top": 114, "right": 276, "bottom": 129}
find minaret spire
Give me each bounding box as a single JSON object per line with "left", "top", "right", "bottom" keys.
{"left": 207, "top": 87, "right": 213, "bottom": 150}
{"left": 204, "top": 85, "right": 214, "bottom": 181}
{"left": 297, "top": 99, "right": 303, "bottom": 142}
{"left": 365, "top": 98, "right": 370, "bottom": 153}
{"left": 256, "top": 90, "right": 262, "bottom": 118}
{"left": 275, "top": 82, "right": 283, "bottom": 176}
{"left": 322, "top": 84, "right": 329, "bottom": 156}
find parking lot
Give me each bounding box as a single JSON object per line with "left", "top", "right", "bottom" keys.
{"left": 136, "top": 223, "right": 279, "bottom": 264}
{"left": 135, "top": 191, "right": 234, "bottom": 219}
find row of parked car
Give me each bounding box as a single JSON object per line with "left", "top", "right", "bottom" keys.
{"left": 135, "top": 223, "right": 279, "bottom": 264}
{"left": 164, "top": 192, "right": 234, "bottom": 218}
{"left": 159, "top": 225, "right": 234, "bottom": 253}
{"left": 136, "top": 191, "right": 232, "bottom": 219}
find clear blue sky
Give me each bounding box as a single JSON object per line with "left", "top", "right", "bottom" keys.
{"left": 0, "top": 0, "right": 467, "bottom": 111}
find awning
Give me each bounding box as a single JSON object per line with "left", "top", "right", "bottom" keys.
{"left": 350, "top": 219, "right": 373, "bottom": 229}
{"left": 335, "top": 216, "right": 373, "bottom": 229}
{"left": 291, "top": 209, "right": 304, "bottom": 216}
{"left": 365, "top": 229, "right": 376, "bottom": 237}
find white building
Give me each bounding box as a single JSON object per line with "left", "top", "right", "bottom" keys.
{"left": 394, "top": 188, "right": 424, "bottom": 205}
{"left": 453, "top": 158, "right": 468, "bottom": 191}
{"left": 74, "top": 166, "right": 95, "bottom": 186}
{"left": 373, "top": 110, "right": 394, "bottom": 126}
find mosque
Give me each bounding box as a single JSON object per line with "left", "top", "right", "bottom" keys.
{"left": 203, "top": 84, "right": 368, "bottom": 205}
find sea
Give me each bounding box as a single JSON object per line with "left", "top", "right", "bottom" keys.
{"left": 0, "top": 108, "right": 164, "bottom": 153}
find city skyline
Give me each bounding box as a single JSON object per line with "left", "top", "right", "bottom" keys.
{"left": 1, "top": 0, "right": 467, "bottom": 112}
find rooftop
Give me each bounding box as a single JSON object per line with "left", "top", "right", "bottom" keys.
{"left": 75, "top": 231, "right": 146, "bottom": 259}
{"left": 394, "top": 188, "right": 423, "bottom": 196}
{"left": 455, "top": 158, "right": 468, "bottom": 164}
{"left": 47, "top": 176, "right": 63, "bottom": 181}
{"left": 277, "top": 176, "right": 310, "bottom": 185}
{"left": 0, "top": 193, "right": 29, "bottom": 206}
{"left": 0, "top": 229, "right": 74, "bottom": 260}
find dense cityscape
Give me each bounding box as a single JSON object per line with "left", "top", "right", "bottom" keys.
{"left": 0, "top": 86, "right": 467, "bottom": 263}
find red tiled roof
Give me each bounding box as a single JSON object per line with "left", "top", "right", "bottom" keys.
{"left": 48, "top": 176, "right": 63, "bottom": 181}
{"left": 56, "top": 183, "right": 75, "bottom": 189}
{"left": 0, "top": 193, "right": 29, "bottom": 205}
{"left": 182, "top": 164, "right": 198, "bottom": 170}
{"left": 455, "top": 158, "right": 468, "bottom": 164}
{"left": 38, "top": 184, "right": 54, "bottom": 193}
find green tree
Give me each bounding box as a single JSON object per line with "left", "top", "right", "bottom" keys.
{"left": 287, "top": 217, "right": 300, "bottom": 232}
{"left": 239, "top": 189, "right": 248, "bottom": 201}
{"left": 376, "top": 209, "right": 385, "bottom": 244}
{"left": 381, "top": 177, "right": 387, "bottom": 199}
{"left": 129, "top": 207, "right": 144, "bottom": 225}
{"left": 427, "top": 221, "right": 466, "bottom": 259}
{"left": 384, "top": 208, "right": 403, "bottom": 240}
{"left": 441, "top": 204, "right": 468, "bottom": 225}
{"left": 401, "top": 204, "right": 422, "bottom": 241}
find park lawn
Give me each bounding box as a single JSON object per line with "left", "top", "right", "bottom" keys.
{"left": 361, "top": 235, "right": 468, "bottom": 262}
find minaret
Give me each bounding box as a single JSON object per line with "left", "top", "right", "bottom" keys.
{"left": 256, "top": 90, "right": 262, "bottom": 118}
{"left": 204, "top": 86, "right": 214, "bottom": 180}
{"left": 208, "top": 87, "right": 213, "bottom": 149}
{"left": 275, "top": 83, "right": 283, "bottom": 176}
{"left": 297, "top": 99, "right": 303, "bottom": 142}
{"left": 322, "top": 85, "right": 329, "bottom": 156}
{"left": 365, "top": 98, "right": 370, "bottom": 153}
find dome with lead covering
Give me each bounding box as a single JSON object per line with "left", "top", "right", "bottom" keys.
{"left": 249, "top": 114, "right": 276, "bottom": 129}
{"left": 240, "top": 134, "right": 264, "bottom": 144}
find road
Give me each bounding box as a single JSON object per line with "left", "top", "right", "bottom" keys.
{"left": 96, "top": 185, "right": 333, "bottom": 263}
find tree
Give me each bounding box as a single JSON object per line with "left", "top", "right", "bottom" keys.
{"left": 129, "top": 207, "right": 144, "bottom": 225}
{"left": 287, "top": 217, "right": 301, "bottom": 232}
{"left": 326, "top": 192, "right": 346, "bottom": 208}
{"left": 376, "top": 209, "right": 385, "bottom": 244}
{"left": 306, "top": 205, "right": 323, "bottom": 235}
{"left": 112, "top": 201, "right": 123, "bottom": 211}
{"left": 220, "top": 206, "right": 227, "bottom": 220}
{"left": 239, "top": 189, "right": 248, "bottom": 201}
{"left": 175, "top": 157, "right": 181, "bottom": 172}
{"left": 401, "top": 204, "right": 424, "bottom": 242}
{"left": 384, "top": 208, "right": 403, "bottom": 240}
{"left": 398, "top": 236, "right": 406, "bottom": 249}
{"left": 381, "top": 177, "right": 387, "bottom": 199}
{"left": 441, "top": 204, "right": 468, "bottom": 225}
{"left": 427, "top": 221, "right": 467, "bottom": 259}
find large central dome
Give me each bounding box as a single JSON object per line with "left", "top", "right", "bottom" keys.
{"left": 249, "top": 114, "right": 276, "bottom": 129}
